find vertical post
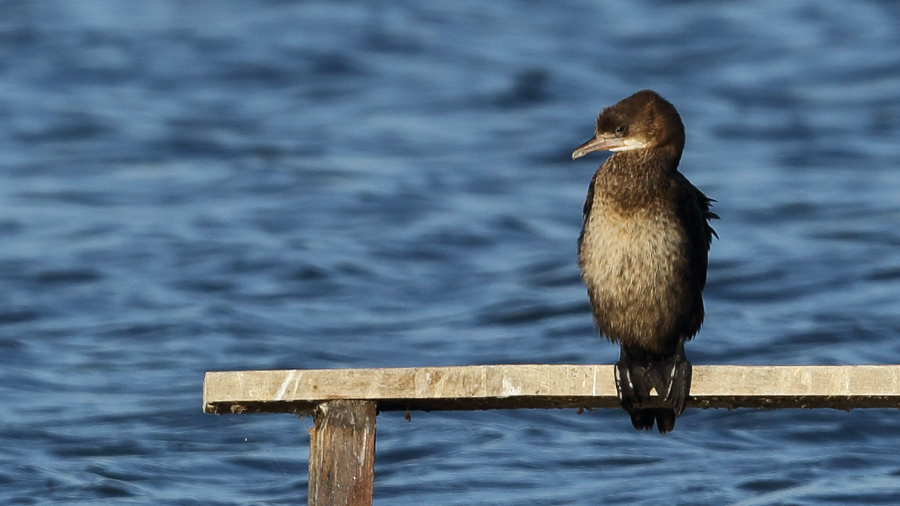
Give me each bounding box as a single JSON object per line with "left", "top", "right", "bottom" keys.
{"left": 308, "top": 400, "right": 377, "bottom": 506}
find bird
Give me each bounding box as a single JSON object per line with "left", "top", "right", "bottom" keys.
{"left": 571, "top": 90, "right": 717, "bottom": 433}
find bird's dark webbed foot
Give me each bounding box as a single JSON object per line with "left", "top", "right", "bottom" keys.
{"left": 613, "top": 356, "right": 640, "bottom": 413}
{"left": 615, "top": 343, "right": 692, "bottom": 434}
{"left": 660, "top": 342, "right": 692, "bottom": 417}
{"left": 614, "top": 349, "right": 654, "bottom": 431}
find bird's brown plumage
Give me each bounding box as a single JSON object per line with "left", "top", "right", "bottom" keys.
{"left": 573, "top": 90, "right": 717, "bottom": 432}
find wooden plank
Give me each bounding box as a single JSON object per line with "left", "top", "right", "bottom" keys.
{"left": 203, "top": 365, "right": 900, "bottom": 415}
{"left": 308, "top": 400, "right": 376, "bottom": 506}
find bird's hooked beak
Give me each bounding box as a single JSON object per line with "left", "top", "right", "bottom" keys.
{"left": 571, "top": 134, "right": 628, "bottom": 160}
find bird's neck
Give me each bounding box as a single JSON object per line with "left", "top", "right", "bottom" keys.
{"left": 608, "top": 144, "right": 682, "bottom": 175}
{"left": 597, "top": 146, "right": 682, "bottom": 211}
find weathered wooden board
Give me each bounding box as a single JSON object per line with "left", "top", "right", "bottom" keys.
{"left": 308, "top": 400, "right": 376, "bottom": 506}
{"left": 203, "top": 365, "right": 900, "bottom": 415}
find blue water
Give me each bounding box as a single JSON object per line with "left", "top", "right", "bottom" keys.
{"left": 4, "top": 1, "right": 900, "bottom": 504}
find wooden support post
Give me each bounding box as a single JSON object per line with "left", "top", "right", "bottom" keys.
{"left": 308, "top": 400, "right": 376, "bottom": 506}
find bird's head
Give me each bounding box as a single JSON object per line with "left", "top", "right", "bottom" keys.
{"left": 572, "top": 90, "right": 685, "bottom": 160}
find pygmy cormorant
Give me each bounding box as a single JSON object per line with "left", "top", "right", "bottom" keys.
{"left": 572, "top": 90, "right": 717, "bottom": 433}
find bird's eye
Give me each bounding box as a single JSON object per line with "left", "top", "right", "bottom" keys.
{"left": 615, "top": 125, "right": 626, "bottom": 136}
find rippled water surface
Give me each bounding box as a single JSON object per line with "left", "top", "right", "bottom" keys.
{"left": 4, "top": 1, "right": 900, "bottom": 504}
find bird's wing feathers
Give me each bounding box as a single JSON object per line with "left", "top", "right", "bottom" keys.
{"left": 577, "top": 169, "right": 601, "bottom": 255}
{"left": 673, "top": 174, "right": 718, "bottom": 289}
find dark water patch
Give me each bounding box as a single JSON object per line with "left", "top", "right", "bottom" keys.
{"left": 377, "top": 442, "right": 451, "bottom": 466}
{"left": 815, "top": 491, "right": 900, "bottom": 504}
{"left": 95, "top": 320, "right": 200, "bottom": 340}
{"left": 598, "top": 491, "right": 649, "bottom": 505}
{"left": 458, "top": 175, "right": 514, "bottom": 197}
{"left": 0, "top": 2, "right": 38, "bottom": 48}
{"left": 522, "top": 259, "right": 582, "bottom": 288}
{"left": 218, "top": 60, "right": 299, "bottom": 87}
{"left": 166, "top": 113, "right": 261, "bottom": 139}
{"left": 33, "top": 269, "right": 102, "bottom": 285}
{"left": 249, "top": 213, "right": 310, "bottom": 235}
{"left": 780, "top": 147, "right": 872, "bottom": 171}
{"left": 815, "top": 54, "right": 900, "bottom": 85}
{"left": 613, "top": 31, "right": 744, "bottom": 80}
{"left": 226, "top": 456, "right": 304, "bottom": 474}
{"left": 493, "top": 68, "right": 551, "bottom": 109}
{"left": 738, "top": 477, "right": 800, "bottom": 493}
{"left": 707, "top": 271, "right": 822, "bottom": 302}
{"left": 0, "top": 219, "right": 23, "bottom": 234}
{"left": 715, "top": 86, "right": 809, "bottom": 111}
{"left": 530, "top": 270, "right": 581, "bottom": 288}
{"left": 775, "top": 328, "right": 856, "bottom": 349}
{"left": 52, "top": 440, "right": 155, "bottom": 459}
{"left": 785, "top": 423, "right": 868, "bottom": 445}
{"left": 708, "top": 258, "right": 745, "bottom": 271}
{"left": 14, "top": 111, "right": 115, "bottom": 143}
{"left": 738, "top": 201, "right": 831, "bottom": 224}
{"left": 291, "top": 265, "right": 329, "bottom": 281}
{"left": 278, "top": 275, "right": 346, "bottom": 299}
{"left": 811, "top": 229, "right": 900, "bottom": 246}
{"left": 352, "top": 190, "right": 441, "bottom": 227}
{"left": 866, "top": 266, "right": 900, "bottom": 282}
{"left": 860, "top": 414, "right": 900, "bottom": 438}
{"left": 575, "top": 455, "right": 663, "bottom": 468}
{"left": 372, "top": 243, "right": 454, "bottom": 263}
{"left": 19, "top": 190, "right": 120, "bottom": 207}
{"left": 544, "top": 321, "right": 595, "bottom": 339}
{"left": 89, "top": 480, "right": 136, "bottom": 498}
{"left": 307, "top": 51, "right": 368, "bottom": 77}
{"left": 429, "top": 229, "right": 493, "bottom": 248}
{"left": 173, "top": 278, "right": 236, "bottom": 294}
{"left": 477, "top": 299, "right": 586, "bottom": 326}
{"left": 521, "top": 425, "right": 553, "bottom": 441}
{"left": 715, "top": 117, "right": 816, "bottom": 143}
{"left": 154, "top": 133, "right": 240, "bottom": 159}
{"left": 147, "top": 499, "right": 244, "bottom": 506}
{"left": 492, "top": 214, "right": 537, "bottom": 235}
{"left": 823, "top": 454, "right": 873, "bottom": 471}
{"left": 0, "top": 309, "right": 40, "bottom": 325}
{"left": 219, "top": 255, "right": 282, "bottom": 276}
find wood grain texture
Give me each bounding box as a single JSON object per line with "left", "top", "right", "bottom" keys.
{"left": 308, "top": 400, "right": 376, "bottom": 506}
{"left": 203, "top": 365, "right": 900, "bottom": 415}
